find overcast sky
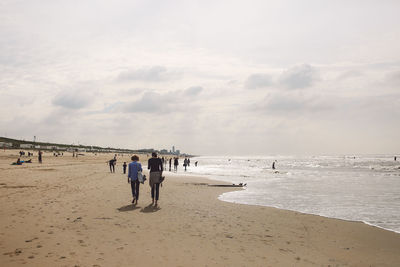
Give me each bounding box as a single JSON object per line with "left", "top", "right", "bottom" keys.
{"left": 1, "top": 0, "right": 399, "bottom": 155}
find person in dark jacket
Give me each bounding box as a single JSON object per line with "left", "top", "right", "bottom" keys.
{"left": 148, "top": 152, "right": 163, "bottom": 206}
{"left": 123, "top": 162, "right": 127, "bottom": 174}
{"left": 174, "top": 157, "right": 179, "bottom": 172}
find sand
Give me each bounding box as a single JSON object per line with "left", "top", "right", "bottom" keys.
{"left": 1, "top": 150, "right": 400, "bottom": 267}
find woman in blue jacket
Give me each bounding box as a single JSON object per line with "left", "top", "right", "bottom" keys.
{"left": 128, "top": 155, "right": 142, "bottom": 204}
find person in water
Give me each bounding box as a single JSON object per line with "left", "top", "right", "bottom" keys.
{"left": 128, "top": 155, "right": 142, "bottom": 204}
{"left": 183, "top": 158, "right": 188, "bottom": 171}
{"left": 148, "top": 152, "right": 163, "bottom": 206}
{"left": 174, "top": 157, "right": 179, "bottom": 172}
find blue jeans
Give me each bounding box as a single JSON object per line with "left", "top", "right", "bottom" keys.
{"left": 130, "top": 179, "right": 140, "bottom": 200}
{"left": 151, "top": 183, "right": 160, "bottom": 200}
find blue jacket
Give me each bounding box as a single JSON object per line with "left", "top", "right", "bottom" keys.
{"left": 128, "top": 161, "right": 142, "bottom": 180}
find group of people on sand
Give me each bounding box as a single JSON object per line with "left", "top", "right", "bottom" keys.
{"left": 127, "top": 152, "right": 164, "bottom": 206}
{"left": 19, "top": 150, "right": 33, "bottom": 157}
{"left": 12, "top": 150, "right": 42, "bottom": 165}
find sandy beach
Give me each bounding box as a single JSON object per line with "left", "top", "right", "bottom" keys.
{"left": 1, "top": 150, "right": 400, "bottom": 267}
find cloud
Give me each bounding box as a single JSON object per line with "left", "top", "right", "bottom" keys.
{"left": 52, "top": 89, "right": 94, "bottom": 109}
{"left": 385, "top": 70, "right": 400, "bottom": 86}
{"left": 336, "top": 70, "right": 363, "bottom": 80}
{"left": 122, "top": 91, "right": 166, "bottom": 113}
{"left": 116, "top": 66, "right": 174, "bottom": 82}
{"left": 279, "top": 64, "right": 318, "bottom": 89}
{"left": 252, "top": 92, "right": 333, "bottom": 114}
{"left": 117, "top": 86, "right": 204, "bottom": 114}
{"left": 245, "top": 73, "right": 273, "bottom": 89}
{"left": 184, "top": 86, "right": 203, "bottom": 96}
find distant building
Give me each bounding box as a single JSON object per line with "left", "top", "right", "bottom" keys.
{"left": 172, "top": 146, "right": 175, "bottom": 153}
{"left": 20, "top": 143, "right": 34, "bottom": 149}
{"left": 160, "top": 149, "right": 168, "bottom": 154}
{"left": 176, "top": 150, "right": 180, "bottom": 155}
{"left": 0, "top": 142, "right": 13, "bottom": 148}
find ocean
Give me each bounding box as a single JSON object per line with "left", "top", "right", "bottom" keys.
{"left": 181, "top": 155, "right": 400, "bottom": 233}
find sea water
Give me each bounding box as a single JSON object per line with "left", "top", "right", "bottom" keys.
{"left": 182, "top": 155, "right": 400, "bottom": 233}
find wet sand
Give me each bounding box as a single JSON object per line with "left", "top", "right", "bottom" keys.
{"left": 1, "top": 150, "right": 400, "bottom": 266}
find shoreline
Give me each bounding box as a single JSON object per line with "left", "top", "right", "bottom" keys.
{"left": 184, "top": 155, "right": 400, "bottom": 235}
{"left": 176, "top": 170, "right": 400, "bottom": 236}
{"left": 1, "top": 150, "right": 400, "bottom": 266}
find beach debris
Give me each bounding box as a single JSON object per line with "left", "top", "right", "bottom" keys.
{"left": 208, "top": 183, "right": 247, "bottom": 187}
{"left": 73, "top": 216, "right": 82, "bottom": 222}
{"left": 25, "top": 237, "right": 38, "bottom": 242}
{"left": 3, "top": 248, "right": 22, "bottom": 257}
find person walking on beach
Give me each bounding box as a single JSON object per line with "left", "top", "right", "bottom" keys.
{"left": 272, "top": 160, "right": 276, "bottom": 170}
{"left": 128, "top": 155, "right": 142, "bottom": 204}
{"left": 174, "top": 157, "right": 179, "bottom": 172}
{"left": 148, "top": 152, "right": 163, "bottom": 206}
{"left": 38, "top": 150, "right": 42, "bottom": 164}
{"left": 169, "top": 158, "right": 172, "bottom": 171}
{"left": 108, "top": 158, "right": 116, "bottom": 173}
{"left": 123, "top": 162, "right": 127, "bottom": 174}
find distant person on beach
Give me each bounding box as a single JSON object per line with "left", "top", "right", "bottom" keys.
{"left": 169, "top": 158, "right": 172, "bottom": 171}
{"left": 148, "top": 152, "right": 163, "bottom": 206}
{"left": 108, "top": 158, "right": 116, "bottom": 173}
{"left": 195, "top": 161, "right": 198, "bottom": 167}
{"left": 38, "top": 151, "right": 42, "bottom": 163}
{"left": 272, "top": 161, "right": 276, "bottom": 170}
{"left": 183, "top": 158, "right": 188, "bottom": 171}
{"left": 174, "top": 157, "right": 179, "bottom": 172}
{"left": 128, "top": 155, "right": 142, "bottom": 204}
{"left": 123, "top": 162, "right": 127, "bottom": 174}
{"left": 395, "top": 156, "right": 397, "bottom": 161}
{"left": 187, "top": 158, "right": 190, "bottom": 166}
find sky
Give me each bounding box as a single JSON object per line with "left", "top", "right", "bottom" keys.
{"left": 1, "top": 0, "right": 399, "bottom": 155}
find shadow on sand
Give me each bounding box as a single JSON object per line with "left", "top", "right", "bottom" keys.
{"left": 117, "top": 204, "right": 141, "bottom": 212}
{"left": 140, "top": 203, "right": 161, "bottom": 213}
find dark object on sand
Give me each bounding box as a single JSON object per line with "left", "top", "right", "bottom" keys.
{"left": 208, "top": 183, "right": 247, "bottom": 188}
